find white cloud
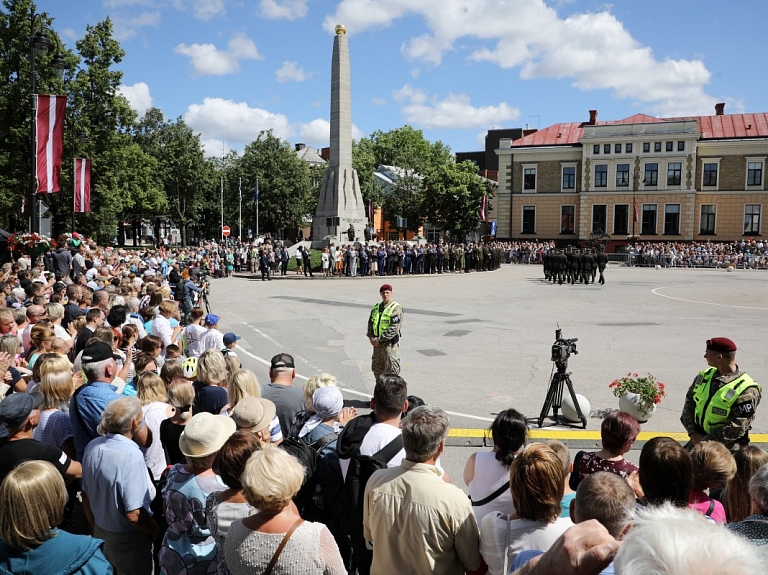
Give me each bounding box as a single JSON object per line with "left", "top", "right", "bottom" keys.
{"left": 118, "top": 82, "right": 154, "bottom": 117}
{"left": 259, "top": 0, "right": 310, "bottom": 20}
{"left": 325, "top": 0, "right": 716, "bottom": 117}
{"left": 371, "top": 97, "right": 387, "bottom": 106}
{"left": 184, "top": 97, "right": 294, "bottom": 155}
{"left": 175, "top": 34, "right": 262, "bottom": 76}
{"left": 297, "top": 119, "right": 364, "bottom": 147}
{"left": 171, "top": 0, "right": 226, "bottom": 21}
{"left": 112, "top": 10, "right": 160, "bottom": 41}
{"left": 393, "top": 84, "right": 519, "bottom": 129}
{"left": 275, "top": 61, "right": 314, "bottom": 83}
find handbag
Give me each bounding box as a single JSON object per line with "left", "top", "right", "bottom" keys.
{"left": 263, "top": 518, "right": 305, "bottom": 575}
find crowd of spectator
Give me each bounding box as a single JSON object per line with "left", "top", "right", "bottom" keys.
{"left": 1, "top": 238, "right": 768, "bottom": 574}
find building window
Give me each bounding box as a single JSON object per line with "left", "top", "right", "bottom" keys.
{"left": 643, "top": 143, "right": 650, "bottom": 153}
{"left": 592, "top": 205, "right": 607, "bottom": 234}
{"left": 747, "top": 162, "right": 763, "bottom": 187}
{"left": 614, "top": 144, "right": 622, "bottom": 153}
{"left": 677, "top": 141, "right": 685, "bottom": 151}
{"left": 666, "top": 142, "right": 673, "bottom": 152}
{"left": 700, "top": 204, "right": 716, "bottom": 235}
{"left": 744, "top": 204, "right": 761, "bottom": 235}
{"left": 626, "top": 143, "right": 633, "bottom": 153}
{"left": 593, "top": 145, "right": 600, "bottom": 154}
{"left": 595, "top": 165, "right": 608, "bottom": 187}
{"left": 641, "top": 204, "right": 657, "bottom": 235}
{"left": 604, "top": 144, "right": 611, "bottom": 154}
{"left": 616, "top": 164, "right": 630, "bottom": 187}
{"left": 561, "top": 205, "right": 575, "bottom": 234}
{"left": 562, "top": 166, "right": 575, "bottom": 190}
{"left": 654, "top": 142, "right": 662, "bottom": 152}
{"left": 614, "top": 204, "right": 629, "bottom": 234}
{"left": 644, "top": 163, "right": 658, "bottom": 186}
{"left": 664, "top": 204, "right": 681, "bottom": 234}
{"left": 523, "top": 166, "right": 537, "bottom": 192}
{"left": 522, "top": 206, "right": 536, "bottom": 234}
{"left": 667, "top": 162, "right": 682, "bottom": 186}
{"left": 703, "top": 163, "right": 718, "bottom": 187}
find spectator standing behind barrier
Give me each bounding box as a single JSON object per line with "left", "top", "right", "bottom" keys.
{"left": 364, "top": 406, "right": 481, "bottom": 575}
{"left": 81, "top": 397, "right": 158, "bottom": 575}
{"left": 727, "top": 462, "right": 768, "bottom": 545}
{"left": 0, "top": 460, "right": 113, "bottom": 575}
{"left": 465, "top": 408, "right": 528, "bottom": 525}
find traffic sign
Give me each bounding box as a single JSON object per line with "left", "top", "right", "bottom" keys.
{"left": 222, "top": 226, "right": 231, "bottom": 237}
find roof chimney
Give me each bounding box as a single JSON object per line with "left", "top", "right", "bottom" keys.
{"left": 589, "top": 109, "right": 598, "bottom": 125}
{"left": 714, "top": 103, "right": 725, "bottom": 116}
{"left": 295, "top": 143, "right": 306, "bottom": 151}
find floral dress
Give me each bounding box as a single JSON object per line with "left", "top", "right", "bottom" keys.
{"left": 159, "top": 464, "right": 227, "bottom": 575}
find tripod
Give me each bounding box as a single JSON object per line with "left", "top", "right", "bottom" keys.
{"left": 536, "top": 360, "right": 587, "bottom": 428}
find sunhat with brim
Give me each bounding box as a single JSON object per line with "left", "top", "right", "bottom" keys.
{"left": 231, "top": 397, "right": 276, "bottom": 433}
{"left": 179, "top": 412, "right": 236, "bottom": 457}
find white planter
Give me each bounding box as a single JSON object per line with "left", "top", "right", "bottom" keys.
{"left": 619, "top": 392, "right": 656, "bottom": 423}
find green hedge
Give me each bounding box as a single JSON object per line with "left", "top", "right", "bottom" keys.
{"left": 286, "top": 249, "right": 323, "bottom": 272}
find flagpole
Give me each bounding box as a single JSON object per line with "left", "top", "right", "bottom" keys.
{"left": 256, "top": 179, "right": 259, "bottom": 238}
{"left": 220, "top": 176, "right": 224, "bottom": 243}
{"left": 238, "top": 177, "right": 242, "bottom": 242}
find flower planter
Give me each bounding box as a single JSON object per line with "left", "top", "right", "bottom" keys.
{"left": 619, "top": 392, "right": 656, "bottom": 423}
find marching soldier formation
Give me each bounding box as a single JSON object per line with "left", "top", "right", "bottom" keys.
{"left": 542, "top": 246, "right": 608, "bottom": 285}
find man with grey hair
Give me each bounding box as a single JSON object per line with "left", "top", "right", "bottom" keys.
{"left": 69, "top": 341, "right": 122, "bottom": 461}
{"left": 363, "top": 405, "right": 481, "bottom": 575}
{"left": 82, "top": 396, "right": 158, "bottom": 575}
{"left": 124, "top": 296, "right": 147, "bottom": 338}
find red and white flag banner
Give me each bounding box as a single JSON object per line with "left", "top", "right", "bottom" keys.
{"left": 35, "top": 94, "right": 67, "bottom": 193}
{"left": 74, "top": 158, "right": 91, "bottom": 213}
{"left": 480, "top": 194, "right": 489, "bottom": 222}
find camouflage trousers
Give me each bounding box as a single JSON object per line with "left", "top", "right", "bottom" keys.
{"left": 372, "top": 342, "right": 400, "bottom": 383}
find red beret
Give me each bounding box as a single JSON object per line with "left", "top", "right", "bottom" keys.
{"left": 380, "top": 284, "right": 392, "bottom": 292}
{"left": 707, "top": 337, "right": 737, "bottom": 353}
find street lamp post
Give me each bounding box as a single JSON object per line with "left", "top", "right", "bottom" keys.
{"left": 28, "top": 6, "right": 67, "bottom": 234}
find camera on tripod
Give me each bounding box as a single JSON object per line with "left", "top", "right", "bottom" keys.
{"left": 551, "top": 328, "right": 578, "bottom": 365}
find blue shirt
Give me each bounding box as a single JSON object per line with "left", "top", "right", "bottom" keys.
{"left": 69, "top": 381, "right": 121, "bottom": 461}
{"left": 82, "top": 433, "right": 154, "bottom": 533}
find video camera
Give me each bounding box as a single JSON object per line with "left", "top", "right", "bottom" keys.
{"left": 551, "top": 328, "right": 578, "bottom": 365}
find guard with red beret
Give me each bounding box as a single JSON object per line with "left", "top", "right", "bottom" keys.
{"left": 681, "top": 337, "right": 762, "bottom": 453}
{"left": 366, "top": 284, "right": 403, "bottom": 383}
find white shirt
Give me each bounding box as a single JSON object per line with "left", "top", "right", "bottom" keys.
{"left": 53, "top": 323, "right": 72, "bottom": 342}
{"left": 198, "top": 328, "right": 224, "bottom": 353}
{"left": 151, "top": 314, "right": 174, "bottom": 353}
{"left": 185, "top": 324, "right": 207, "bottom": 357}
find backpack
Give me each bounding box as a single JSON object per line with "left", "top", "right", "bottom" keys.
{"left": 280, "top": 433, "right": 339, "bottom": 514}
{"left": 343, "top": 434, "right": 404, "bottom": 548}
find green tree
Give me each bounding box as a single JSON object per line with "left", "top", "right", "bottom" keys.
{"left": 0, "top": 0, "right": 72, "bottom": 231}
{"left": 421, "top": 161, "right": 495, "bottom": 240}
{"left": 237, "top": 130, "right": 313, "bottom": 236}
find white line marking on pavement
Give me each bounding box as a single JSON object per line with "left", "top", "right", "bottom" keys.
{"left": 235, "top": 344, "right": 494, "bottom": 421}
{"left": 652, "top": 285, "right": 768, "bottom": 310}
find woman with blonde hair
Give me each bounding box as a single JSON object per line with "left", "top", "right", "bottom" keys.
{"left": 193, "top": 349, "right": 229, "bottom": 415}
{"left": 288, "top": 373, "right": 338, "bottom": 437}
{"left": 0, "top": 460, "right": 111, "bottom": 574}
{"left": 137, "top": 371, "right": 174, "bottom": 480}
{"left": 28, "top": 323, "right": 55, "bottom": 369}
{"left": 723, "top": 445, "right": 768, "bottom": 522}
{"left": 227, "top": 369, "right": 282, "bottom": 443}
{"left": 34, "top": 370, "right": 76, "bottom": 461}
{"left": 45, "top": 302, "right": 73, "bottom": 345}
{"left": 161, "top": 379, "right": 196, "bottom": 465}
{"left": 223, "top": 448, "right": 345, "bottom": 574}
{"left": 480, "top": 443, "right": 573, "bottom": 574}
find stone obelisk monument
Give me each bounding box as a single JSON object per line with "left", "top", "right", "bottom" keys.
{"left": 312, "top": 24, "right": 366, "bottom": 244}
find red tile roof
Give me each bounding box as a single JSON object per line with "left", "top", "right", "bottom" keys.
{"left": 510, "top": 113, "right": 768, "bottom": 147}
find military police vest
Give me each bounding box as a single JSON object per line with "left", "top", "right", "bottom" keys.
{"left": 371, "top": 301, "right": 399, "bottom": 338}
{"left": 693, "top": 367, "right": 761, "bottom": 434}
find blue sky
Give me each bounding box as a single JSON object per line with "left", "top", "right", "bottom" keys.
{"left": 37, "top": 0, "right": 768, "bottom": 157}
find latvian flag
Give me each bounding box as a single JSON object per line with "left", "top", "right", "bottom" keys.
{"left": 480, "top": 194, "right": 489, "bottom": 222}
{"left": 74, "top": 158, "right": 91, "bottom": 213}
{"left": 35, "top": 94, "right": 67, "bottom": 193}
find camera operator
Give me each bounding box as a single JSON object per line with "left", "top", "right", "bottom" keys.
{"left": 177, "top": 274, "right": 203, "bottom": 326}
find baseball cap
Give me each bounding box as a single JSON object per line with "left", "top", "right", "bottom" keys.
{"left": 223, "top": 332, "right": 241, "bottom": 345}
{"left": 204, "top": 314, "right": 220, "bottom": 326}
{"left": 270, "top": 353, "right": 295, "bottom": 369}
{"left": 0, "top": 391, "right": 44, "bottom": 428}
{"left": 81, "top": 341, "right": 121, "bottom": 364}
{"left": 52, "top": 281, "right": 67, "bottom": 292}
{"left": 706, "top": 337, "right": 737, "bottom": 353}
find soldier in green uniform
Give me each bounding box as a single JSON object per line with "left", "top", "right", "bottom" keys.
{"left": 367, "top": 284, "right": 404, "bottom": 383}
{"left": 681, "top": 337, "right": 762, "bottom": 453}
{"left": 596, "top": 246, "right": 608, "bottom": 284}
